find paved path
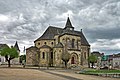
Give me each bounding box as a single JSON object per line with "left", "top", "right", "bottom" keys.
{"left": 0, "top": 68, "right": 119, "bottom": 80}
{"left": 43, "top": 69, "right": 120, "bottom": 80}
{"left": 0, "top": 68, "right": 68, "bottom": 80}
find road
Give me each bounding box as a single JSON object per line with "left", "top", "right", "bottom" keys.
{"left": 0, "top": 68, "right": 119, "bottom": 80}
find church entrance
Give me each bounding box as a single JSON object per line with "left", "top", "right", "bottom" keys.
{"left": 71, "top": 57, "right": 75, "bottom": 64}
{"left": 71, "top": 53, "right": 78, "bottom": 64}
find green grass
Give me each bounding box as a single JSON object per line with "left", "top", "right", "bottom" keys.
{"left": 85, "top": 69, "right": 120, "bottom": 73}
{"left": 79, "top": 69, "right": 120, "bottom": 74}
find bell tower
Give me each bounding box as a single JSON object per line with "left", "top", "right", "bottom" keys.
{"left": 64, "top": 17, "right": 74, "bottom": 30}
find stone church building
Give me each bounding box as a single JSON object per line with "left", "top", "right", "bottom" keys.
{"left": 26, "top": 17, "right": 90, "bottom": 67}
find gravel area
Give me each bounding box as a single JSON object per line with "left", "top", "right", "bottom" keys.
{"left": 0, "top": 68, "right": 68, "bottom": 80}
{"left": 0, "top": 67, "right": 119, "bottom": 80}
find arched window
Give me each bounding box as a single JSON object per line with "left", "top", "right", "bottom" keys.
{"left": 51, "top": 42, "right": 53, "bottom": 45}
{"left": 51, "top": 52, "right": 53, "bottom": 59}
{"left": 72, "top": 39, "right": 75, "bottom": 48}
{"left": 44, "top": 42, "right": 47, "bottom": 45}
{"left": 42, "top": 52, "right": 45, "bottom": 59}
{"left": 84, "top": 52, "right": 86, "bottom": 59}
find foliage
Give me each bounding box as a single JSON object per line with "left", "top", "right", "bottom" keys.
{"left": 80, "top": 69, "right": 120, "bottom": 74}
{"left": 88, "top": 54, "right": 97, "bottom": 68}
{"left": 20, "top": 55, "right": 26, "bottom": 63}
{"left": 0, "top": 47, "right": 19, "bottom": 67}
{"left": 62, "top": 38, "right": 71, "bottom": 69}
{"left": 62, "top": 52, "right": 70, "bottom": 69}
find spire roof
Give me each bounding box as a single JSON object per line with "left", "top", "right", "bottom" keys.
{"left": 64, "top": 17, "right": 74, "bottom": 29}
{"left": 14, "top": 41, "right": 20, "bottom": 51}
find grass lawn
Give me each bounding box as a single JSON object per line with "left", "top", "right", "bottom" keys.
{"left": 79, "top": 69, "right": 120, "bottom": 74}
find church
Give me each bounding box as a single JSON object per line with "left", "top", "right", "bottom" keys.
{"left": 26, "top": 17, "right": 90, "bottom": 67}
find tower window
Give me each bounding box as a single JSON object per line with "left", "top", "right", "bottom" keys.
{"left": 70, "top": 28, "right": 73, "bottom": 30}
{"left": 44, "top": 42, "right": 47, "bottom": 45}
{"left": 42, "top": 52, "right": 45, "bottom": 59}
{"left": 77, "top": 40, "right": 79, "bottom": 49}
{"left": 72, "top": 39, "right": 75, "bottom": 48}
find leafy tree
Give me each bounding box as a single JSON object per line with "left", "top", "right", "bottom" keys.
{"left": 20, "top": 55, "right": 26, "bottom": 64}
{"left": 62, "top": 38, "right": 70, "bottom": 69}
{"left": 0, "top": 47, "right": 19, "bottom": 67}
{"left": 88, "top": 54, "right": 97, "bottom": 68}
{"left": 62, "top": 52, "right": 70, "bottom": 69}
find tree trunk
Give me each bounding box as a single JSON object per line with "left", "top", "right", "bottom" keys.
{"left": 8, "top": 60, "right": 11, "bottom": 67}
{"left": 91, "top": 62, "right": 94, "bottom": 68}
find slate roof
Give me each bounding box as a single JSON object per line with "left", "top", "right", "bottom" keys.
{"left": 39, "top": 45, "right": 51, "bottom": 49}
{"left": 34, "top": 17, "right": 90, "bottom": 46}
{"left": 0, "top": 44, "right": 9, "bottom": 49}
{"left": 26, "top": 46, "right": 39, "bottom": 50}
{"left": 14, "top": 41, "right": 20, "bottom": 51}
{"left": 64, "top": 17, "right": 74, "bottom": 30}
{"left": 35, "top": 26, "right": 90, "bottom": 46}
{"left": 36, "top": 26, "right": 63, "bottom": 40}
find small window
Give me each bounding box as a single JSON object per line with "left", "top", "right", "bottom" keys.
{"left": 51, "top": 42, "right": 53, "bottom": 45}
{"left": 44, "top": 42, "right": 47, "bottom": 45}
{"left": 70, "top": 28, "right": 73, "bottom": 30}
{"left": 42, "top": 52, "right": 45, "bottom": 59}
{"left": 38, "top": 43, "right": 40, "bottom": 45}
{"left": 59, "top": 50, "right": 61, "bottom": 52}
{"left": 67, "top": 38, "right": 70, "bottom": 40}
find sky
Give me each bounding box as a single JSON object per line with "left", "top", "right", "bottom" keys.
{"left": 0, "top": 0, "right": 120, "bottom": 55}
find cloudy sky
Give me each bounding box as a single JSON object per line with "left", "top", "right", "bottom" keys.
{"left": 0, "top": 0, "right": 120, "bottom": 55}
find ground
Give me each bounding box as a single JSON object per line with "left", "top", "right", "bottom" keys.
{"left": 0, "top": 67, "right": 119, "bottom": 80}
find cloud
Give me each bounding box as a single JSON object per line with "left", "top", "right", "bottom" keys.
{"left": 0, "top": 0, "right": 120, "bottom": 54}
{"left": 91, "top": 39, "right": 120, "bottom": 54}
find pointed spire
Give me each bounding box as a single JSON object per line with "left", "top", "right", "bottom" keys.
{"left": 64, "top": 17, "right": 74, "bottom": 30}
{"left": 14, "top": 41, "right": 20, "bottom": 51}
{"left": 23, "top": 46, "right": 25, "bottom": 53}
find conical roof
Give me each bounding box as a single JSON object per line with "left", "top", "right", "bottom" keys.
{"left": 14, "top": 41, "right": 20, "bottom": 51}
{"left": 64, "top": 17, "right": 74, "bottom": 29}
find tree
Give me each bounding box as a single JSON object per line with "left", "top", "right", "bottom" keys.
{"left": 62, "top": 52, "right": 70, "bottom": 69}
{"left": 20, "top": 55, "right": 26, "bottom": 64}
{"left": 62, "top": 37, "right": 70, "bottom": 69}
{"left": 88, "top": 54, "right": 97, "bottom": 68}
{"left": 0, "top": 47, "right": 19, "bottom": 67}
